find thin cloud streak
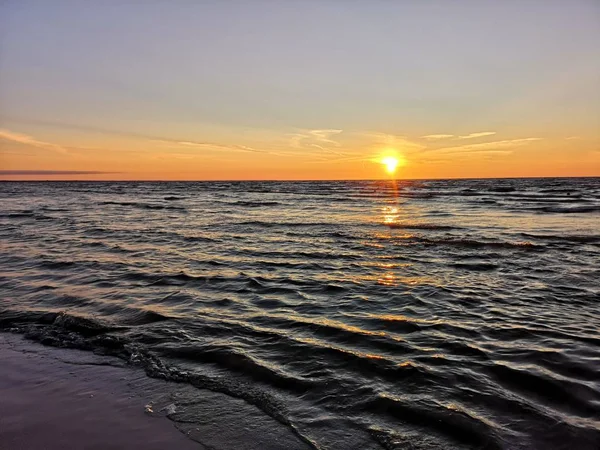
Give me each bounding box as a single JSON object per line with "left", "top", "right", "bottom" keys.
{"left": 0, "top": 129, "right": 67, "bottom": 153}
{"left": 421, "top": 132, "right": 497, "bottom": 141}
{"left": 0, "top": 117, "right": 270, "bottom": 154}
{"left": 290, "top": 129, "right": 344, "bottom": 154}
{"left": 169, "top": 140, "right": 265, "bottom": 154}
{"left": 428, "top": 138, "right": 541, "bottom": 154}
{"left": 0, "top": 170, "right": 116, "bottom": 175}
{"left": 361, "top": 132, "right": 426, "bottom": 153}
{"left": 306, "top": 153, "right": 371, "bottom": 164}
{"left": 421, "top": 134, "right": 454, "bottom": 140}
{"left": 457, "top": 132, "right": 497, "bottom": 140}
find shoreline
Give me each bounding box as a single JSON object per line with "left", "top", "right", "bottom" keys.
{"left": 0, "top": 332, "right": 311, "bottom": 450}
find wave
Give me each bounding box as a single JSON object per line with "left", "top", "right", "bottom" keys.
{"left": 231, "top": 220, "right": 335, "bottom": 228}
{"left": 99, "top": 200, "right": 186, "bottom": 211}
{"left": 386, "top": 222, "right": 459, "bottom": 230}
{"left": 232, "top": 200, "right": 282, "bottom": 207}
{"left": 537, "top": 205, "right": 600, "bottom": 214}
{"left": 488, "top": 186, "right": 516, "bottom": 193}
{"left": 362, "top": 394, "right": 503, "bottom": 449}
{"left": 485, "top": 363, "right": 600, "bottom": 418}
{"left": 415, "top": 237, "right": 539, "bottom": 250}
{"left": 0, "top": 310, "right": 120, "bottom": 336}
{"left": 4, "top": 211, "right": 36, "bottom": 218}
{"left": 3, "top": 211, "right": 55, "bottom": 221}
{"left": 118, "top": 308, "right": 172, "bottom": 326}
{"left": 121, "top": 270, "right": 349, "bottom": 296}
{"left": 450, "top": 262, "right": 499, "bottom": 271}
{"left": 158, "top": 344, "right": 317, "bottom": 392}
{"left": 520, "top": 233, "right": 600, "bottom": 244}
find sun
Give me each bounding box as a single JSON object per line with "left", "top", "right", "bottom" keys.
{"left": 381, "top": 156, "right": 400, "bottom": 174}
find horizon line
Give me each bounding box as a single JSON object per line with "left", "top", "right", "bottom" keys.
{"left": 0, "top": 175, "right": 598, "bottom": 183}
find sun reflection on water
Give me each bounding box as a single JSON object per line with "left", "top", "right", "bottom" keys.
{"left": 382, "top": 205, "right": 400, "bottom": 225}
{"left": 378, "top": 272, "right": 396, "bottom": 286}
{"left": 355, "top": 180, "right": 449, "bottom": 289}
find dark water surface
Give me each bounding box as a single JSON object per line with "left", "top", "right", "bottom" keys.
{"left": 1, "top": 178, "right": 599, "bottom": 449}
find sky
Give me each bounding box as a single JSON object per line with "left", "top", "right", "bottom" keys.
{"left": 1, "top": 0, "right": 599, "bottom": 180}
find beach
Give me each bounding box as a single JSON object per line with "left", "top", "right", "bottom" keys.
{"left": 0, "top": 333, "right": 310, "bottom": 450}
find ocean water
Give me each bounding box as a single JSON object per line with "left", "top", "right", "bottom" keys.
{"left": 0, "top": 178, "right": 599, "bottom": 450}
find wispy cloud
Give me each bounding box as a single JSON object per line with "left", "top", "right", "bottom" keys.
{"left": 429, "top": 138, "right": 541, "bottom": 154}
{"left": 170, "top": 140, "right": 265, "bottom": 153}
{"left": 306, "top": 153, "right": 372, "bottom": 164}
{"left": 457, "top": 131, "right": 496, "bottom": 140}
{"left": 421, "top": 134, "right": 454, "bottom": 140}
{"left": 446, "top": 150, "right": 515, "bottom": 157}
{"left": 290, "top": 129, "right": 346, "bottom": 155}
{"left": 421, "top": 132, "right": 497, "bottom": 141}
{"left": 361, "top": 132, "right": 426, "bottom": 153}
{"left": 0, "top": 129, "right": 67, "bottom": 153}
{"left": 0, "top": 119, "right": 270, "bottom": 155}
{"left": 0, "top": 170, "right": 115, "bottom": 175}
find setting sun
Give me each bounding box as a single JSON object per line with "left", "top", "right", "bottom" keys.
{"left": 381, "top": 156, "right": 400, "bottom": 174}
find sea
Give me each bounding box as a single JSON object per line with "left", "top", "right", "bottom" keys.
{"left": 0, "top": 177, "right": 599, "bottom": 450}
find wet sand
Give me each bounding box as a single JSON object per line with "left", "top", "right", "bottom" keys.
{"left": 0, "top": 333, "right": 311, "bottom": 450}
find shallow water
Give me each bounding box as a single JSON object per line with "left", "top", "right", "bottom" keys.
{"left": 1, "top": 178, "right": 599, "bottom": 449}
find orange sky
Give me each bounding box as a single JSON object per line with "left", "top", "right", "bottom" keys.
{"left": 1, "top": 126, "right": 599, "bottom": 180}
